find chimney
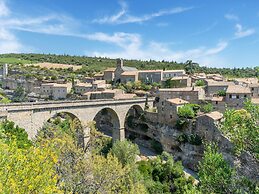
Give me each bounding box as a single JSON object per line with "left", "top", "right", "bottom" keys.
{"left": 116, "top": 58, "right": 123, "bottom": 68}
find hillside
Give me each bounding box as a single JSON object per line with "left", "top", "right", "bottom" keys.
{"left": 0, "top": 53, "right": 258, "bottom": 78}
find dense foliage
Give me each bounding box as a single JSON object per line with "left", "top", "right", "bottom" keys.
{"left": 220, "top": 100, "right": 259, "bottom": 157}
{"left": 1, "top": 54, "right": 258, "bottom": 78}
{"left": 198, "top": 144, "right": 258, "bottom": 194}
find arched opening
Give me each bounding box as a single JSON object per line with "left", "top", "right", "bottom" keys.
{"left": 93, "top": 108, "right": 121, "bottom": 140}
{"left": 41, "top": 112, "right": 84, "bottom": 148}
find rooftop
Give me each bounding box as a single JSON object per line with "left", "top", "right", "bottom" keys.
{"left": 163, "top": 70, "right": 185, "bottom": 73}
{"left": 251, "top": 98, "right": 259, "bottom": 104}
{"left": 167, "top": 98, "right": 189, "bottom": 105}
{"left": 234, "top": 78, "right": 258, "bottom": 84}
{"left": 121, "top": 71, "right": 138, "bottom": 76}
{"left": 205, "top": 79, "right": 234, "bottom": 86}
{"left": 170, "top": 76, "right": 189, "bottom": 80}
{"left": 122, "top": 66, "right": 138, "bottom": 71}
{"left": 211, "top": 96, "right": 224, "bottom": 101}
{"left": 75, "top": 83, "right": 92, "bottom": 87}
{"left": 159, "top": 87, "right": 202, "bottom": 92}
{"left": 226, "top": 85, "right": 251, "bottom": 94}
{"left": 205, "top": 111, "right": 223, "bottom": 120}
{"left": 104, "top": 68, "right": 116, "bottom": 72}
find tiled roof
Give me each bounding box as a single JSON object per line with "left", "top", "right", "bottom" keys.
{"left": 121, "top": 71, "right": 138, "bottom": 76}
{"left": 167, "top": 98, "right": 189, "bottom": 105}
{"left": 205, "top": 111, "right": 223, "bottom": 120}
{"left": 104, "top": 68, "right": 116, "bottom": 72}
{"left": 122, "top": 66, "right": 138, "bottom": 71}
{"left": 226, "top": 85, "right": 251, "bottom": 94}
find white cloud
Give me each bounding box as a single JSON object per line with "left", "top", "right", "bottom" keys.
{"left": 225, "top": 14, "right": 239, "bottom": 21}
{"left": 0, "top": 0, "right": 9, "bottom": 17}
{"left": 93, "top": 1, "right": 193, "bottom": 24}
{"left": 234, "top": 23, "right": 255, "bottom": 39}
{"left": 87, "top": 31, "right": 228, "bottom": 67}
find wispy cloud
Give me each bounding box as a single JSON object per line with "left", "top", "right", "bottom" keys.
{"left": 0, "top": 0, "right": 9, "bottom": 17}
{"left": 93, "top": 1, "right": 193, "bottom": 24}
{"left": 225, "top": 14, "right": 239, "bottom": 21}
{"left": 88, "top": 31, "right": 228, "bottom": 67}
{"left": 191, "top": 21, "right": 218, "bottom": 36}
{"left": 234, "top": 23, "right": 255, "bottom": 39}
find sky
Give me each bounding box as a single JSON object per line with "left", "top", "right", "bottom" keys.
{"left": 0, "top": 0, "right": 259, "bottom": 68}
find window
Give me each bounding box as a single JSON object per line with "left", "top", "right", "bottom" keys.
{"left": 237, "top": 95, "right": 239, "bottom": 99}
{"left": 251, "top": 88, "right": 254, "bottom": 91}
{"left": 229, "top": 94, "right": 232, "bottom": 98}
{"left": 244, "top": 94, "right": 247, "bottom": 98}
{"left": 170, "top": 114, "right": 173, "bottom": 119}
{"left": 216, "top": 101, "right": 218, "bottom": 105}
{"left": 162, "top": 108, "right": 164, "bottom": 111}
{"left": 162, "top": 101, "right": 164, "bottom": 105}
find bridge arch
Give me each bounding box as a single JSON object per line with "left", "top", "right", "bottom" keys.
{"left": 93, "top": 107, "right": 123, "bottom": 140}
{"left": 44, "top": 111, "right": 85, "bottom": 148}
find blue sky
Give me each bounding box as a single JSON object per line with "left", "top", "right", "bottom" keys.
{"left": 0, "top": 0, "right": 259, "bottom": 67}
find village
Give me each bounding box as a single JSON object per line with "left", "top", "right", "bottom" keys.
{"left": 1, "top": 58, "right": 258, "bottom": 112}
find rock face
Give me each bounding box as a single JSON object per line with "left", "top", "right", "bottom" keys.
{"left": 126, "top": 110, "right": 259, "bottom": 182}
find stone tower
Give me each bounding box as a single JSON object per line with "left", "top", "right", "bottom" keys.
{"left": 116, "top": 58, "right": 123, "bottom": 68}
{"left": 3, "top": 63, "right": 8, "bottom": 78}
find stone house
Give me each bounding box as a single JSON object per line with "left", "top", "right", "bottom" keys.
{"left": 225, "top": 85, "right": 251, "bottom": 108}
{"left": 156, "top": 87, "right": 205, "bottom": 107}
{"left": 114, "top": 59, "right": 138, "bottom": 83}
{"left": 191, "top": 73, "right": 206, "bottom": 84}
{"left": 74, "top": 83, "right": 92, "bottom": 95}
{"left": 162, "top": 70, "right": 186, "bottom": 80}
{"left": 234, "top": 78, "right": 258, "bottom": 86}
{"left": 206, "top": 74, "right": 225, "bottom": 81}
{"left": 103, "top": 68, "right": 116, "bottom": 82}
{"left": 138, "top": 70, "right": 163, "bottom": 83}
{"left": 120, "top": 71, "right": 138, "bottom": 83}
{"left": 249, "top": 83, "right": 259, "bottom": 98}
{"left": 83, "top": 77, "right": 95, "bottom": 84}
{"left": 204, "top": 79, "right": 234, "bottom": 97}
{"left": 158, "top": 98, "right": 189, "bottom": 125}
{"left": 162, "top": 76, "right": 191, "bottom": 88}
{"left": 40, "top": 83, "right": 72, "bottom": 100}
{"left": 2, "top": 77, "right": 41, "bottom": 93}
{"left": 92, "top": 80, "right": 111, "bottom": 91}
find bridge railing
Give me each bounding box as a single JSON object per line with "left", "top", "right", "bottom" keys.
{"left": 0, "top": 97, "right": 154, "bottom": 107}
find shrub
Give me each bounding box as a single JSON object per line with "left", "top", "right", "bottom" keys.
{"left": 217, "top": 90, "right": 226, "bottom": 96}
{"left": 201, "top": 103, "right": 214, "bottom": 113}
{"left": 178, "top": 105, "right": 195, "bottom": 119}
{"left": 195, "top": 80, "right": 205, "bottom": 86}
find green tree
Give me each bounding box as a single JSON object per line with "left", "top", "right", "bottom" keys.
{"left": 111, "top": 140, "right": 140, "bottom": 166}
{"left": 198, "top": 144, "right": 234, "bottom": 194}
{"left": 0, "top": 120, "right": 32, "bottom": 149}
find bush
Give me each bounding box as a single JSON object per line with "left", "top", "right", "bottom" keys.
{"left": 217, "top": 90, "right": 226, "bottom": 96}
{"left": 178, "top": 105, "right": 195, "bottom": 119}
{"left": 195, "top": 80, "right": 205, "bottom": 86}
{"left": 201, "top": 103, "right": 214, "bottom": 113}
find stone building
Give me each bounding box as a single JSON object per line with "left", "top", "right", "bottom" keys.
{"left": 225, "top": 85, "right": 251, "bottom": 108}
{"left": 156, "top": 87, "right": 205, "bottom": 107}
{"left": 249, "top": 83, "right": 259, "bottom": 98}
{"left": 114, "top": 59, "right": 138, "bottom": 83}
{"left": 204, "top": 79, "right": 234, "bottom": 97}
{"left": 138, "top": 70, "right": 162, "bottom": 83}
{"left": 162, "top": 76, "right": 191, "bottom": 88}
{"left": 40, "top": 83, "right": 72, "bottom": 100}
{"left": 120, "top": 71, "right": 138, "bottom": 83}
{"left": 93, "top": 73, "right": 104, "bottom": 80}
{"left": 162, "top": 70, "right": 186, "bottom": 80}
{"left": 158, "top": 98, "right": 189, "bottom": 125}
{"left": 103, "top": 68, "right": 116, "bottom": 82}
{"left": 74, "top": 83, "right": 92, "bottom": 95}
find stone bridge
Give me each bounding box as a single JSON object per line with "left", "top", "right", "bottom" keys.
{"left": 0, "top": 98, "right": 153, "bottom": 141}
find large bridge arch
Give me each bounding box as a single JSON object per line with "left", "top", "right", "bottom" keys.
{"left": 93, "top": 107, "right": 122, "bottom": 140}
